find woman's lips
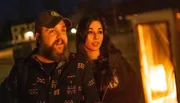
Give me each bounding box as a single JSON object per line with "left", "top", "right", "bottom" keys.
{"left": 92, "top": 42, "right": 99, "bottom": 46}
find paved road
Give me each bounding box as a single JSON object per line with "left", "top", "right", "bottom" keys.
{"left": 0, "top": 42, "right": 36, "bottom": 83}
{"left": 0, "top": 48, "right": 14, "bottom": 83}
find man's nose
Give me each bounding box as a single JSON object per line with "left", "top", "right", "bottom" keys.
{"left": 57, "top": 32, "right": 63, "bottom": 39}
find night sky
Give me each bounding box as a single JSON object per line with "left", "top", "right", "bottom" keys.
{"left": 0, "top": 0, "right": 132, "bottom": 22}
{"left": 0, "top": 0, "right": 179, "bottom": 26}
{"left": 0, "top": 0, "right": 81, "bottom": 42}
{"left": 1, "top": 0, "right": 177, "bottom": 43}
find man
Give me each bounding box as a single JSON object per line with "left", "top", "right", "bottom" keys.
{"left": 1, "top": 10, "right": 100, "bottom": 103}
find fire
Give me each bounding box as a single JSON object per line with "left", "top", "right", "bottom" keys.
{"left": 137, "top": 25, "right": 178, "bottom": 103}
{"left": 149, "top": 65, "right": 167, "bottom": 92}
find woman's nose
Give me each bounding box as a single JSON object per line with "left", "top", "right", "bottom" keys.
{"left": 94, "top": 32, "right": 99, "bottom": 39}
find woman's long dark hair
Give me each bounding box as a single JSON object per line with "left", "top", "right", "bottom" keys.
{"left": 76, "top": 14, "right": 118, "bottom": 54}
{"left": 76, "top": 13, "right": 119, "bottom": 90}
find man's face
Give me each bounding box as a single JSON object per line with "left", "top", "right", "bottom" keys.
{"left": 38, "top": 20, "right": 69, "bottom": 62}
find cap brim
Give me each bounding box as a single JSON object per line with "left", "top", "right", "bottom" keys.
{"left": 39, "top": 17, "right": 72, "bottom": 28}
{"left": 63, "top": 18, "right": 72, "bottom": 28}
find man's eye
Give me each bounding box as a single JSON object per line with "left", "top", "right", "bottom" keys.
{"left": 88, "top": 31, "right": 93, "bottom": 34}
{"left": 62, "top": 29, "right": 66, "bottom": 32}
{"left": 49, "top": 30, "right": 55, "bottom": 33}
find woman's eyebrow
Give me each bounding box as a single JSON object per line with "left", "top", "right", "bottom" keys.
{"left": 88, "top": 28, "right": 93, "bottom": 30}
{"left": 88, "top": 28, "right": 102, "bottom": 30}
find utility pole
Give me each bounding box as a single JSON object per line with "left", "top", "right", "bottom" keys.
{"left": 110, "top": 0, "right": 119, "bottom": 34}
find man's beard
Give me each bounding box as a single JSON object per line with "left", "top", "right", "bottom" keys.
{"left": 39, "top": 40, "right": 70, "bottom": 62}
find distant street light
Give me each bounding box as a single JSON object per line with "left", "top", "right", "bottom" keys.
{"left": 24, "top": 31, "right": 35, "bottom": 41}
{"left": 71, "top": 28, "right": 77, "bottom": 34}
{"left": 119, "top": 16, "right": 123, "bottom": 20}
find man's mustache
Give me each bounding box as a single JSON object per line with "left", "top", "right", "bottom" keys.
{"left": 53, "top": 39, "right": 65, "bottom": 45}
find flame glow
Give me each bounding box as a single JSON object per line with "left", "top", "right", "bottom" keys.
{"left": 149, "top": 65, "right": 167, "bottom": 92}
{"left": 137, "top": 24, "right": 178, "bottom": 103}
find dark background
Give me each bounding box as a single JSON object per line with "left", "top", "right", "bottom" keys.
{"left": 0, "top": 0, "right": 180, "bottom": 43}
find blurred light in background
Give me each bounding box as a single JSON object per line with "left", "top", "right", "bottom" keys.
{"left": 119, "top": 16, "right": 123, "bottom": 20}
{"left": 24, "top": 31, "right": 35, "bottom": 41}
{"left": 176, "top": 13, "right": 180, "bottom": 19}
{"left": 71, "top": 28, "right": 77, "bottom": 34}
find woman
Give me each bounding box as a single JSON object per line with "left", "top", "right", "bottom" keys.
{"left": 76, "top": 14, "right": 142, "bottom": 103}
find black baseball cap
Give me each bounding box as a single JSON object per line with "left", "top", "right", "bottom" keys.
{"left": 35, "top": 10, "right": 72, "bottom": 28}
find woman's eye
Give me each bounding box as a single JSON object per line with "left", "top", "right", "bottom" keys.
{"left": 97, "top": 31, "right": 103, "bottom": 34}
{"left": 88, "top": 31, "right": 93, "bottom": 34}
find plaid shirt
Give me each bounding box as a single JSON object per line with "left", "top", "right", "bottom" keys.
{"left": 6, "top": 51, "right": 100, "bottom": 103}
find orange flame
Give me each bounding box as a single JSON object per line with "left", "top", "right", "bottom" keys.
{"left": 137, "top": 25, "right": 178, "bottom": 103}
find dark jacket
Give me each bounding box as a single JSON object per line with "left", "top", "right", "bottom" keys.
{"left": 93, "top": 51, "right": 142, "bottom": 103}
{"left": 1, "top": 49, "right": 100, "bottom": 103}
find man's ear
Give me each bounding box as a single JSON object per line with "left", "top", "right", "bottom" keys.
{"left": 35, "top": 33, "right": 40, "bottom": 41}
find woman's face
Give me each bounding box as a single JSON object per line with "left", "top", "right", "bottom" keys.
{"left": 85, "top": 20, "right": 104, "bottom": 51}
